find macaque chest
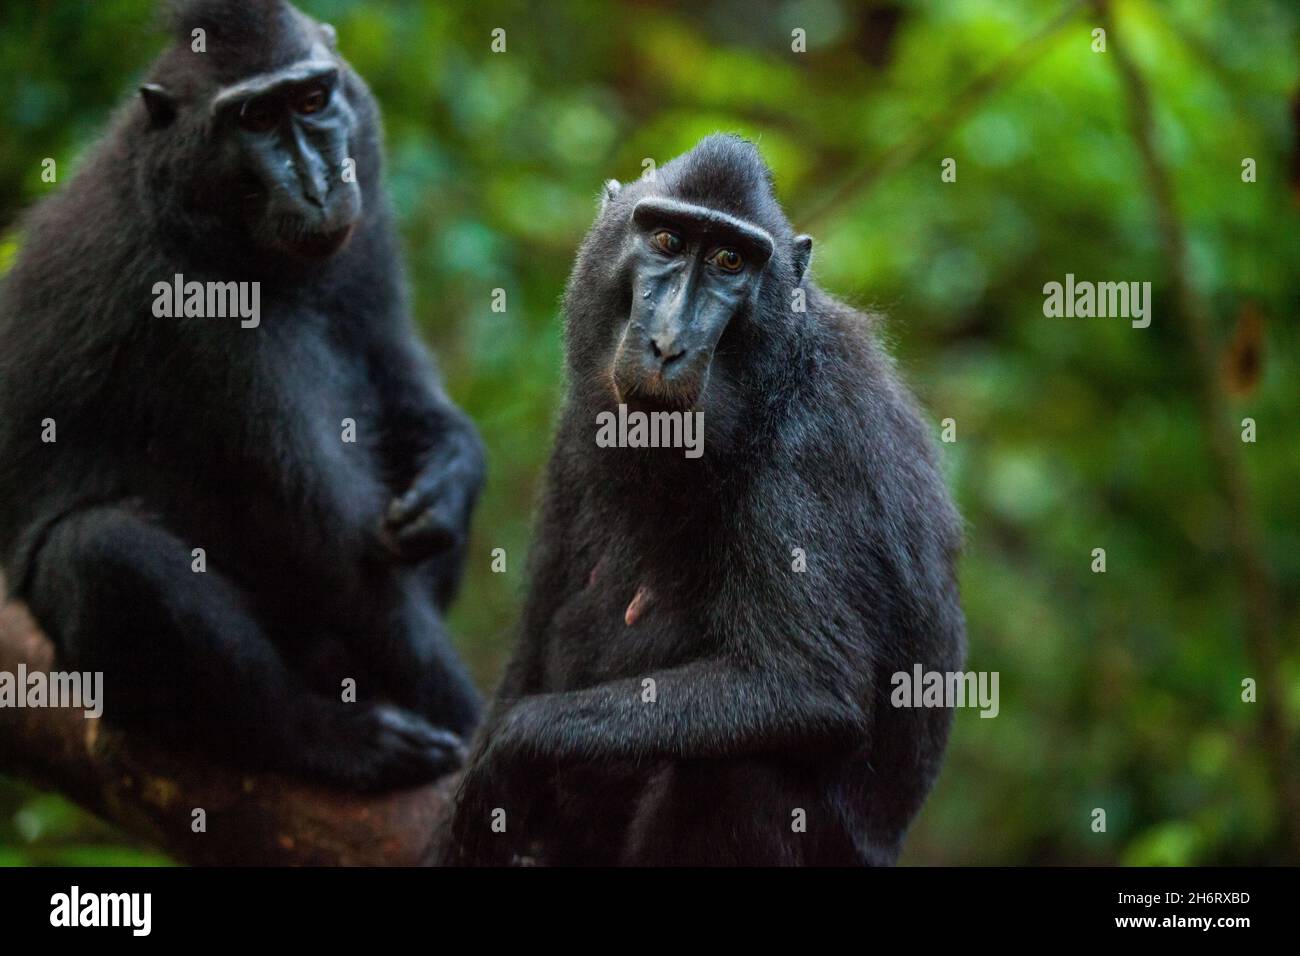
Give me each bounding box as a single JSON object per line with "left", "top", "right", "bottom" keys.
{"left": 541, "top": 552, "right": 680, "bottom": 689}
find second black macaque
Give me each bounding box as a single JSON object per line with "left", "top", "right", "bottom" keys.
{"left": 0, "top": 1, "right": 482, "bottom": 790}
{"left": 440, "top": 134, "right": 965, "bottom": 866}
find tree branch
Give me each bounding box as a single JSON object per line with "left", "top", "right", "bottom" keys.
{"left": 0, "top": 592, "right": 457, "bottom": 866}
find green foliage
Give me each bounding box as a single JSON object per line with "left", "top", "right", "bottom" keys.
{"left": 1, "top": 0, "right": 1295, "bottom": 865}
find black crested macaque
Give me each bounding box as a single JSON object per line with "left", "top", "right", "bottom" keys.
{"left": 0, "top": 0, "right": 483, "bottom": 790}
{"left": 440, "top": 134, "right": 965, "bottom": 866}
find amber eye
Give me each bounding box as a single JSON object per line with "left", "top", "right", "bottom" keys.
{"left": 238, "top": 97, "right": 279, "bottom": 132}
{"left": 296, "top": 84, "right": 330, "bottom": 115}
{"left": 653, "top": 230, "right": 683, "bottom": 254}
{"left": 712, "top": 248, "right": 744, "bottom": 272}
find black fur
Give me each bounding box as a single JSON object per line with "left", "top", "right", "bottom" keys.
{"left": 0, "top": 0, "right": 483, "bottom": 790}
{"left": 441, "top": 134, "right": 965, "bottom": 865}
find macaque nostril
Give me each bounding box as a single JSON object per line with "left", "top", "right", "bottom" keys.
{"left": 301, "top": 180, "right": 329, "bottom": 208}
{"left": 650, "top": 338, "right": 685, "bottom": 366}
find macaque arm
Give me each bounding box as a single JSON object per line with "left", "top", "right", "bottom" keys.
{"left": 488, "top": 657, "right": 866, "bottom": 765}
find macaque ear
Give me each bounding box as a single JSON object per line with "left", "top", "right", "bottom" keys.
{"left": 600, "top": 179, "right": 622, "bottom": 211}
{"left": 320, "top": 23, "right": 338, "bottom": 49}
{"left": 792, "top": 234, "right": 813, "bottom": 283}
{"left": 139, "top": 84, "right": 178, "bottom": 129}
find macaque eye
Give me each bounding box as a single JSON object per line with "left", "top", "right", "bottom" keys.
{"left": 711, "top": 248, "right": 744, "bottom": 272}
{"left": 652, "top": 230, "right": 683, "bottom": 254}
{"left": 296, "top": 84, "right": 330, "bottom": 115}
{"left": 238, "top": 97, "right": 279, "bottom": 132}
